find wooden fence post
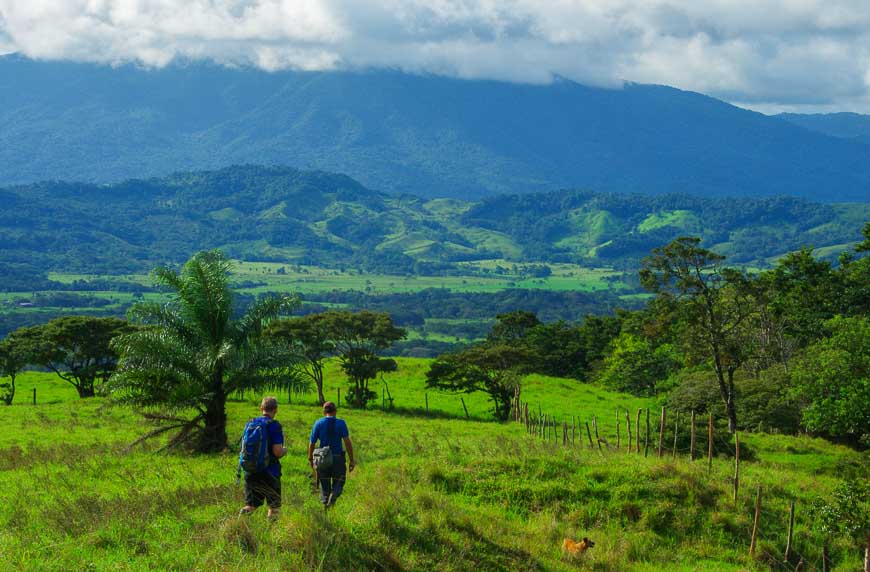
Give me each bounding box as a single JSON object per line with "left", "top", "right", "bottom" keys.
{"left": 635, "top": 408, "right": 642, "bottom": 453}
{"left": 863, "top": 543, "right": 868, "bottom": 572}
{"left": 425, "top": 392, "right": 429, "bottom": 414}
{"left": 822, "top": 543, "right": 830, "bottom": 572}
{"left": 616, "top": 410, "right": 621, "bottom": 450}
{"left": 593, "top": 416, "right": 602, "bottom": 452}
{"left": 749, "top": 484, "right": 762, "bottom": 558}
{"left": 784, "top": 500, "right": 795, "bottom": 564}
{"left": 572, "top": 416, "right": 576, "bottom": 445}
{"left": 524, "top": 403, "right": 530, "bottom": 433}
{"left": 645, "top": 408, "right": 651, "bottom": 457}
{"left": 672, "top": 413, "right": 679, "bottom": 459}
{"left": 585, "top": 421, "right": 594, "bottom": 449}
{"left": 733, "top": 432, "right": 740, "bottom": 506}
{"left": 562, "top": 421, "right": 568, "bottom": 446}
{"left": 32, "top": 388, "right": 36, "bottom": 405}
{"left": 657, "top": 407, "right": 667, "bottom": 458}
{"left": 708, "top": 412, "right": 714, "bottom": 471}
{"left": 337, "top": 387, "right": 341, "bottom": 405}
{"left": 461, "top": 397, "right": 470, "bottom": 420}
{"left": 626, "top": 409, "right": 632, "bottom": 453}
{"left": 690, "top": 410, "right": 696, "bottom": 461}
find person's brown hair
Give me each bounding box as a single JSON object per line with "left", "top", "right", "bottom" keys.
{"left": 322, "top": 401, "right": 337, "bottom": 414}
{"left": 261, "top": 396, "right": 278, "bottom": 412}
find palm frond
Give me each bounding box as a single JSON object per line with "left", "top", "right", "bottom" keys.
{"left": 180, "top": 251, "right": 233, "bottom": 348}
{"left": 235, "top": 294, "right": 300, "bottom": 343}
{"left": 124, "top": 412, "right": 204, "bottom": 453}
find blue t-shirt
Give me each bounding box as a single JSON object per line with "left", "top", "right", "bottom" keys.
{"left": 254, "top": 416, "right": 284, "bottom": 477}
{"left": 310, "top": 416, "right": 349, "bottom": 455}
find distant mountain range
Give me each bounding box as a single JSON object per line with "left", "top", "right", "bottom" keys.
{"left": 2, "top": 55, "right": 870, "bottom": 201}
{"left": 1, "top": 165, "right": 866, "bottom": 277}
{"left": 778, "top": 112, "right": 870, "bottom": 145}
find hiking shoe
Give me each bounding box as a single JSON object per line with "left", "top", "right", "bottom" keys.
{"left": 238, "top": 507, "right": 254, "bottom": 517}
{"left": 326, "top": 493, "right": 336, "bottom": 508}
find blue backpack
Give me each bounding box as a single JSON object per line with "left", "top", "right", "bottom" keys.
{"left": 237, "top": 417, "right": 273, "bottom": 479}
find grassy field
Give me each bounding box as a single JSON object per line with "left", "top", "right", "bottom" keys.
{"left": 0, "top": 364, "right": 866, "bottom": 571}
{"left": 44, "top": 260, "right": 630, "bottom": 296}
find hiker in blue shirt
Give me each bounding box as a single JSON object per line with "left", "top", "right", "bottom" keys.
{"left": 239, "top": 396, "right": 286, "bottom": 519}
{"left": 308, "top": 401, "right": 355, "bottom": 508}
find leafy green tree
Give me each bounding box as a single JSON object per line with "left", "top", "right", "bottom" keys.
{"left": 640, "top": 236, "right": 756, "bottom": 432}
{"left": 791, "top": 316, "right": 870, "bottom": 446}
{"left": 596, "top": 333, "right": 680, "bottom": 396}
{"left": 426, "top": 344, "right": 530, "bottom": 420}
{"left": 761, "top": 248, "right": 843, "bottom": 347}
{"left": 839, "top": 234, "right": 870, "bottom": 319}
{"left": 521, "top": 321, "right": 586, "bottom": 379}
{"left": 27, "top": 316, "right": 133, "bottom": 398}
{"left": 266, "top": 314, "right": 334, "bottom": 405}
{"left": 110, "top": 251, "right": 302, "bottom": 453}
{"left": 809, "top": 479, "right": 869, "bottom": 571}
{"left": 0, "top": 328, "right": 41, "bottom": 405}
{"left": 487, "top": 311, "right": 541, "bottom": 344}
{"left": 856, "top": 221, "right": 870, "bottom": 252}
{"left": 317, "top": 310, "right": 405, "bottom": 408}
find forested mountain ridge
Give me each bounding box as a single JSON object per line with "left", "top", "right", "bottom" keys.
{"left": 3, "top": 54, "right": 870, "bottom": 201}
{"left": 1, "top": 165, "right": 866, "bottom": 276}
{"left": 779, "top": 112, "right": 870, "bottom": 143}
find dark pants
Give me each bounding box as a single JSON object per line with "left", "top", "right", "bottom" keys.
{"left": 245, "top": 471, "right": 281, "bottom": 509}
{"left": 317, "top": 453, "right": 346, "bottom": 506}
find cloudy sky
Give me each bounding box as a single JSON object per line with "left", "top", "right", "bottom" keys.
{"left": 1, "top": 0, "right": 868, "bottom": 113}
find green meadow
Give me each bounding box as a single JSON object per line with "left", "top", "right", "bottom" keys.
{"left": 43, "top": 260, "right": 629, "bottom": 296}
{"left": 0, "top": 363, "right": 865, "bottom": 571}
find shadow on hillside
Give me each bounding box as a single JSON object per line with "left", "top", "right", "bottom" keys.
{"left": 373, "top": 510, "right": 544, "bottom": 571}
{"left": 376, "top": 404, "right": 493, "bottom": 423}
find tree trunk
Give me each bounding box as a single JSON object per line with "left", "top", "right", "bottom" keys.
{"left": 725, "top": 369, "right": 738, "bottom": 433}
{"left": 712, "top": 353, "right": 738, "bottom": 433}
{"left": 199, "top": 392, "right": 228, "bottom": 453}
{"left": 76, "top": 382, "right": 96, "bottom": 398}
{"left": 314, "top": 364, "right": 325, "bottom": 406}
{"left": 354, "top": 378, "right": 363, "bottom": 408}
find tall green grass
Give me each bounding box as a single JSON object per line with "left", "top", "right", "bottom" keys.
{"left": 0, "top": 361, "right": 865, "bottom": 571}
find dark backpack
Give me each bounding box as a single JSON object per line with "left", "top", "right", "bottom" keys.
{"left": 238, "top": 417, "right": 273, "bottom": 478}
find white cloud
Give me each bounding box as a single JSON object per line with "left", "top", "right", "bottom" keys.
{"left": 2, "top": 0, "right": 870, "bottom": 111}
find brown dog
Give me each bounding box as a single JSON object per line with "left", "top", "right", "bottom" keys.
{"left": 562, "top": 537, "right": 595, "bottom": 557}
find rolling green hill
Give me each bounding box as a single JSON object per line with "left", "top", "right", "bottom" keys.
{"left": 2, "top": 165, "right": 864, "bottom": 280}
{"left": 1, "top": 366, "right": 866, "bottom": 570}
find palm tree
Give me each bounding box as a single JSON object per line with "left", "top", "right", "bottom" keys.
{"left": 110, "top": 250, "right": 306, "bottom": 453}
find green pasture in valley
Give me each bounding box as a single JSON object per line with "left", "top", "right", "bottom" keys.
{"left": 44, "top": 260, "right": 630, "bottom": 297}
{"left": 0, "top": 363, "right": 866, "bottom": 571}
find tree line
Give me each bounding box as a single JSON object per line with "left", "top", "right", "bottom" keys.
{"left": 429, "top": 224, "right": 869, "bottom": 446}
{"left": 2, "top": 223, "right": 868, "bottom": 451}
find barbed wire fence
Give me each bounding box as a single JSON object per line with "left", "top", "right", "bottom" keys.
{"left": 509, "top": 397, "right": 854, "bottom": 572}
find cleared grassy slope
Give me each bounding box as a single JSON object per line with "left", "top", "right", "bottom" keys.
{"left": 0, "top": 366, "right": 865, "bottom": 571}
